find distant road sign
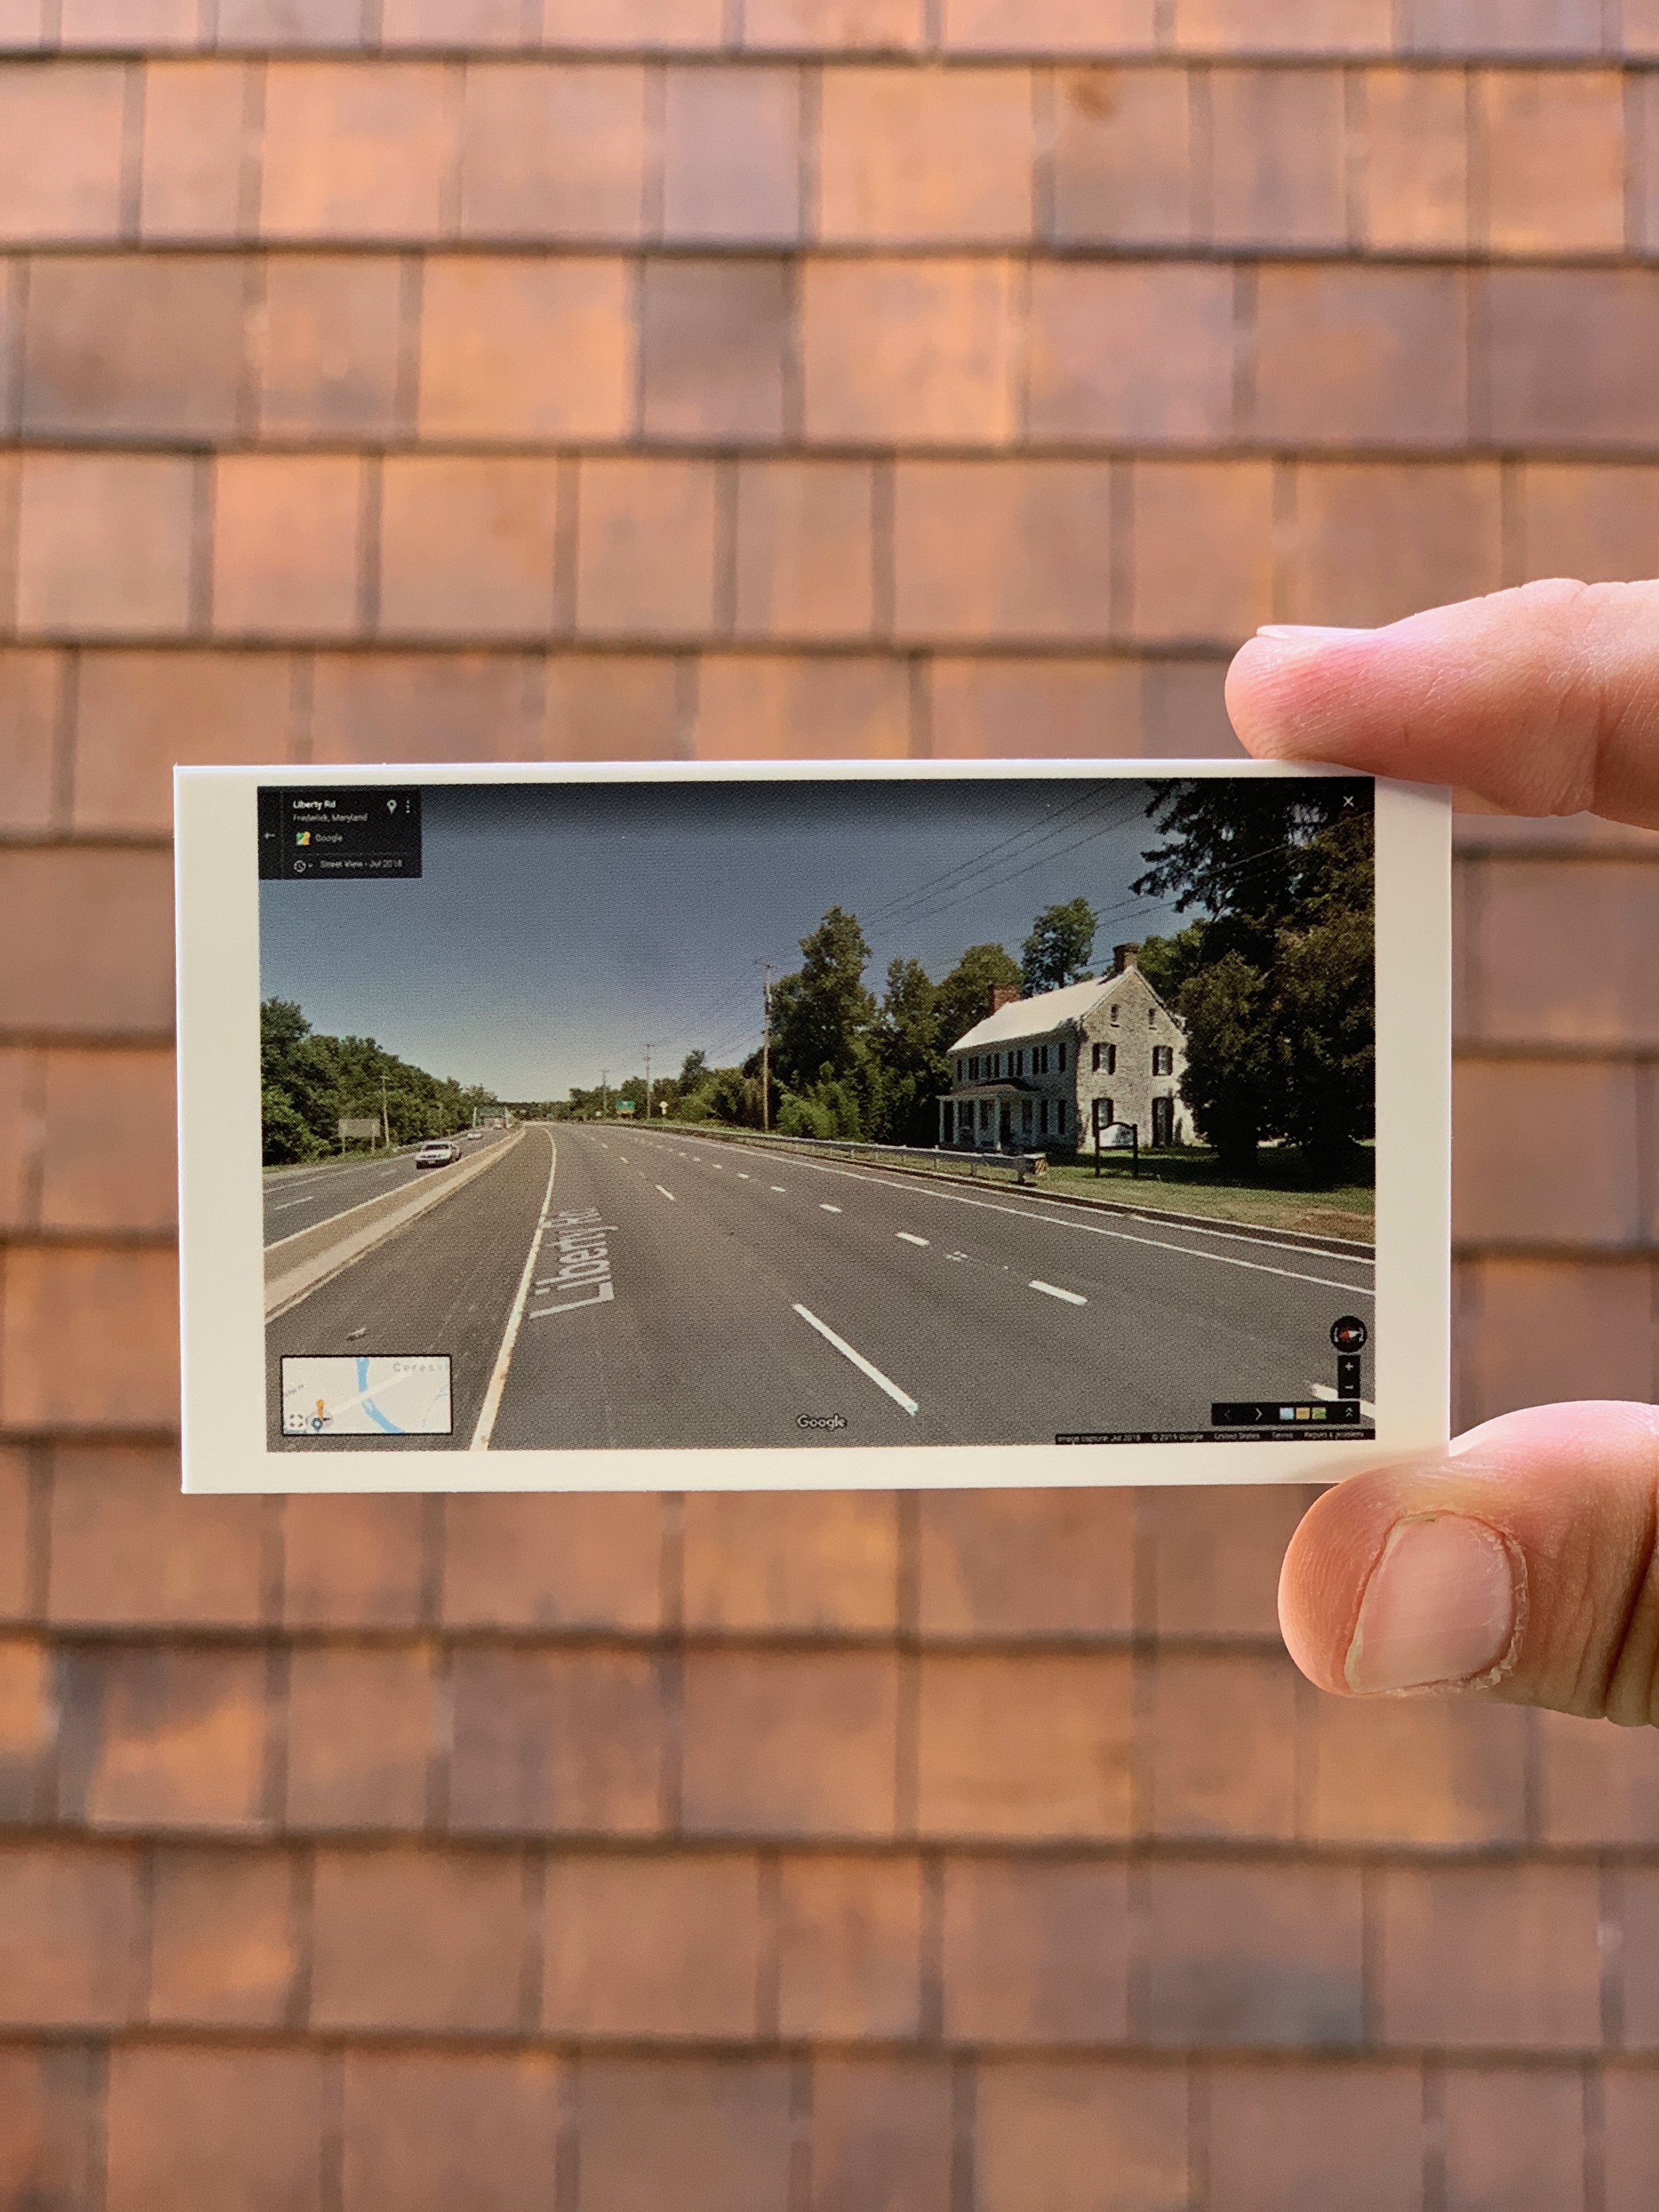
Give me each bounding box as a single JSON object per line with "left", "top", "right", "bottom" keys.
{"left": 338, "top": 1118, "right": 380, "bottom": 1141}
{"left": 617, "top": 1101, "right": 636, "bottom": 1117}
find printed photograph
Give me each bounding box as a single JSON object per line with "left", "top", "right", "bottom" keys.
{"left": 257, "top": 774, "right": 1377, "bottom": 1452}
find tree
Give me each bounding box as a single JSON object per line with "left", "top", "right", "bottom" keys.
{"left": 933, "top": 942, "right": 1023, "bottom": 1054}
{"left": 259, "top": 997, "right": 498, "bottom": 1163}
{"left": 1177, "top": 952, "right": 1277, "bottom": 1171}
{"left": 1021, "top": 898, "right": 1098, "bottom": 994}
{"left": 1135, "top": 922, "right": 1210, "bottom": 1009}
{"left": 871, "top": 956, "right": 947, "bottom": 1145}
{"left": 770, "top": 907, "right": 875, "bottom": 1094}
{"left": 1131, "top": 781, "right": 1376, "bottom": 1175}
{"left": 678, "top": 1049, "right": 707, "bottom": 1088}
{"left": 1132, "top": 779, "right": 1370, "bottom": 964}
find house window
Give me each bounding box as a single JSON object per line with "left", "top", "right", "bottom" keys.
{"left": 1098, "top": 1098, "right": 1114, "bottom": 1129}
{"left": 1021, "top": 1099, "right": 1033, "bottom": 1132}
{"left": 1056, "top": 1100, "right": 1067, "bottom": 1136}
{"left": 970, "top": 1056, "right": 979, "bottom": 1080}
{"left": 1153, "top": 1045, "right": 1174, "bottom": 1076}
{"left": 1039, "top": 1098, "right": 1049, "bottom": 1136}
{"left": 1057, "top": 1043, "right": 1066, "bottom": 1072}
{"left": 1108, "top": 1045, "right": 1117, "bottom": 1076}
{"left": 1149, "top": 1007, "right": 1155, "bottom": 1027}
{"left": 1014, "top": 1049, "right": 1023, "bottom": 1076}
{"left": 1091, "top": 1043, "right": 1102, "bottom": 1072}
{"left": 1110, "top": 1004, "right": 1119, "bottom": 1025}
{"left": 956, "top": 1059, "right": 964, "bottom": 1082}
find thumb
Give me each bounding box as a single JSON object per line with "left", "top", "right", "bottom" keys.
{"left": 1281, "top": 1402, "right": 1659, "bottom": 1722}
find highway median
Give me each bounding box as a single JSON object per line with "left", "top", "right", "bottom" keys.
{"left": 265, "top": 1127, "right": 529, "bottom": 1320}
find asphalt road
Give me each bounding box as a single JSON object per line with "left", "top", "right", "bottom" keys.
{"left": 262, "top": 1131, "right": 508, "bottom": 1246}
{"left": 265, "top": 1126, "right": 553, "bottom": 1449}
{"left": 267, "top": 1120, "right": 1376, "bottom": 1453}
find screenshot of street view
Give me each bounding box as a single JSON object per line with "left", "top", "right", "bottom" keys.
{"left": 244, "top": 769, "right": 1388, "bottom": 1463}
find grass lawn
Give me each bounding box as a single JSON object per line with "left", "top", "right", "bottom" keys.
{"left": 1040, "top": 1147, "right": 1374, "bottom": 1244}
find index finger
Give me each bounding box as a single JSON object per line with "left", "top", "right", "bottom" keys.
{"left": 1225, "top": 577, "right": 1659, "bottom": 830}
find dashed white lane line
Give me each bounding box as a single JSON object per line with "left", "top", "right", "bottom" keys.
{"left": 820, "top": 1203, "right": 843, "bottom": 1214}
{"left": 737, "top": 1173, "right": 751, "bottom": 1180}
{"left": 1031, "top": 1280, "right": 1088, "bottom": 1307}
{"left": 794, "top": 1304, "right": 918, "bottom": 1418}
{"left": 656, "top": 1185, "right": 676, "bottom": 1201}
{"left": 271, "top": 1197, "right": 313, "bottom": 1210}
{"left": 770, "top": 1185, "right": 787, "bottom": 1193}
{"left": 897, "top": 1232, "right": 930, "bottom": 1247}
{"left": 645, "top": 1135, "right": 1373, "bottom": 1296}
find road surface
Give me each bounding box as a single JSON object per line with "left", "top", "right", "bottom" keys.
{"left": 263, "top": 1131, "right": 508, "bottom": 1245}
{"left": 267, "top": 1122, "right": 1375, "bottom": 1453}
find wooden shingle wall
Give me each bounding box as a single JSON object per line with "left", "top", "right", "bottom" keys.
{"left": 3, "top": 4, "right": 1659, "bottom": 2205}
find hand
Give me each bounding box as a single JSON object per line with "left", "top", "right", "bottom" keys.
{"left": 1227, "top": 579, "right": 1659, "bottom": 1723}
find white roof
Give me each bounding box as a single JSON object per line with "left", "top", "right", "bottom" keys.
{"left": 952, "top": 974, "right": 1120, "bottom": 1053}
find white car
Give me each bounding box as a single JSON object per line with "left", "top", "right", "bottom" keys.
{"left": 413, "top": 1140, "right": 460, "bottom": 1169}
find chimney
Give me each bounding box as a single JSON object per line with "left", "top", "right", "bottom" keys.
{"left": 989, "top": 984, "right": 1022, "bottom": 1013}
{"left": 1112, "top": 944, "right": 1140, "bottom": 975}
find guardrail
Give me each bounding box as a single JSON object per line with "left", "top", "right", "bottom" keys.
{"left": 603, "top": 1120, "right": 1049, "bottom": 1187}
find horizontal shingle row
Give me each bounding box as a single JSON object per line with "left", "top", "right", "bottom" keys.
{"left": 0, "top": 60, "right": 1654, "bottom": 254}
{"left": 15, "top": 259, "right": 1659, "bottom": 452}
{"left": 8, "top": 2043, "right": 1658, "bottom": 2212}
{"left": 2, "top": 1620, "right": 1658, "bottom": 1848}
{"left": 0, "top": 0, "right": 1652, "bottom": 59}
{"left": 0, "top": 1838, "right": 1654, "bottom": 2049}
{"left": 7, "top": 455, "right": 1659, "bottom": 648}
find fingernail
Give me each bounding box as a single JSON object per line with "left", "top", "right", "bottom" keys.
{"left": 1254, "top": 625, "right": 1376, "bottom": 643}
{"left": 1345, "top": 1516, "right": 1520, "bottom": 1695}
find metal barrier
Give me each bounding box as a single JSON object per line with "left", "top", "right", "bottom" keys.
{"left": 609, "top": 1120, "right": 1050, "bottom": 1187}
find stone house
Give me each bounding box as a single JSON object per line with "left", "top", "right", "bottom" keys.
{"left": 940, "top": 944, "right": 1189, "bottom": 1153}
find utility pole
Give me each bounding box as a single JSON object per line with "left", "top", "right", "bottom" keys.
{"left": 380, "top": 1070, "right": 390, "bottom": 1151}
{"left": 644, "top": 1041, "right": 662, "bottom": 1124}
{"left": 759, "top": 964, "right": 772, "bottom": 1134}
{"left": 600, "top": 1069, "right": 609, "bottom": 1121}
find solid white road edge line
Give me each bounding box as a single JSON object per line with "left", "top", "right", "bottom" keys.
{"left": 793, "top": 1304, "right": 919, "bottom": 1418}
{"left": 649, "top": 1133, "right": 1375, "bottom": 1289}
{"left": 897, "top": 1232, "right": 930, "bottom": 1247}
{"left": 656, "top": 1185, "right": 676, "bottom": 1201}
{"left": 662, "top": 1139, "right": 1373, "bottom": 1297}
{"left": 469, "top": 1128, "right": 559, "bottom": 1453}
{"left": 1030, "top": 1280, "right": 1088, "bottom": 1306}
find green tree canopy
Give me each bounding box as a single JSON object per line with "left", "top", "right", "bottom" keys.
{"left": 260, "top": 999, "right": 497, "bottom": 1165}
{"left": 1021, "top": 897, "right": 1098, "bottom": 994}
{"left": 933, "top": 942, "right": 1023, "bottom": 1051}
{"left": 769, "top": 907, "right": 876, "bottom": 1093}
{"left": 1130, "top": 782, "right": 1375, "bottom": 1173}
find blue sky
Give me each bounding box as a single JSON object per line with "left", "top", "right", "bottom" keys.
{"left": 259, "top": 778, "right": 1196, "bottom": 1097}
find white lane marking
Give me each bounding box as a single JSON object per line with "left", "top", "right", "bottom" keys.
{"left": 271, "top": 1197, "right": 313, "bottom": 1211}
{"left": 470, "top": 1128, "right": 559, "bottom": 1452}
{"left": 1311, "top": 1381, "right": 1379, "bottom": 1420}
{"left": 820, "top": 1203, "right": 843, "bottom": 1214}
{"left": 770, "top": 1185, "right": 787, "bottom": 1193}
{"left": 650, "top": 1134, "right": 1374, "bottom": 1292}
{"left": 794, "top": 1304, "right": 918, "bottom": 1418}
{"left": 897, "top": 1232, "right": 930, "bottom": 1247}
{"left": 656, "top": 1185, "right": 676, "bottom": 1201}
{"left": 1031, "top": 1280, "right": 1088, "bottom": 1307}
{"left": 737, "top": 1173, "right": 751, "bottom": 1180}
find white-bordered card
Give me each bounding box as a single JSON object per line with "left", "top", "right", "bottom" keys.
{"left": 176, "top": 759, "right": 1450, "bottom": 1491}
